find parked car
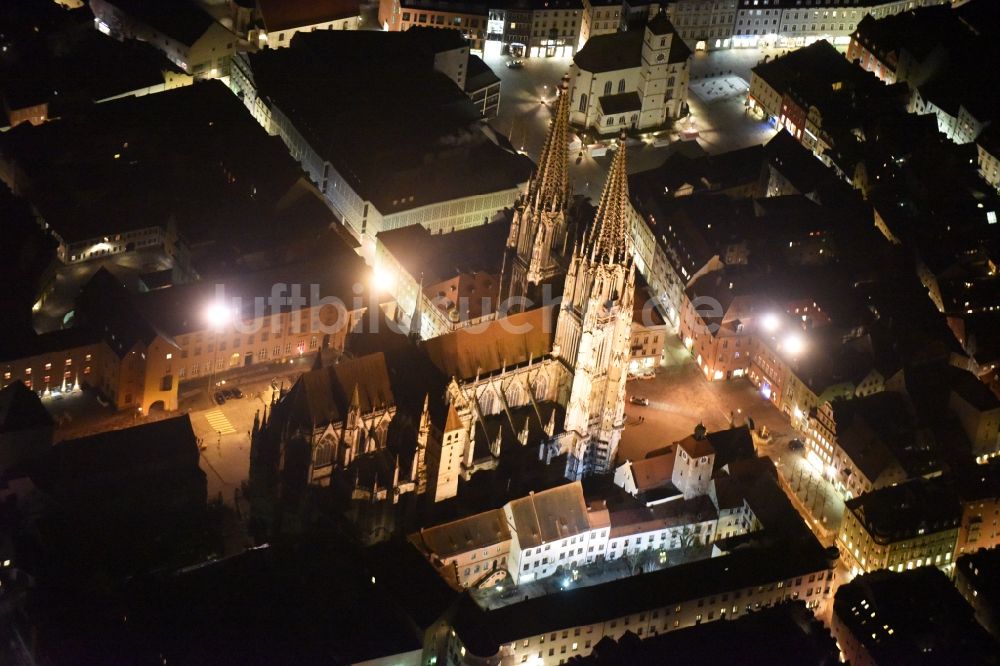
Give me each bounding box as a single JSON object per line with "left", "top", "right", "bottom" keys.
{"left": 213, "top": 391, "right": 226, "bottom": 405}
{"left": 506, "top": 59, "right": 523, "bottom": 69}
{"left": 629, "top": 396, "right": 650, "bottom": 406}
{"left": 231, "top": 387, "right": 244, "bottom": 399}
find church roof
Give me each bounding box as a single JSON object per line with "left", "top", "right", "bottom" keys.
{"left": 284, "top": 352, "right": 395, "bottom": 426}
{"left": 422, "top": 306, "right": 557, "bottom": 380}
{"left": 598, "top": 91, "right": 642, "bottom": 115}
{"left": 646, "top": 10, "right": 676, "bottom": 36}
{"left": 573, "top": 26, "right": 689, "bottom": 74}
{"left": 507, "top": 481, "right": 591, "bottom": 549}
{"left": 413, "top": 509, "right": 511, "bottom": 559}
{"left": 444, "top": 402, "right": 464, "bottom": 432}
{"left": 677, "top": 434, "right": 714, "bottom": 460}
{"left": 574, "top": 31, "right": 644, "bottom": 73}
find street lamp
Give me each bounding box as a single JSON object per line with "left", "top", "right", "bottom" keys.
{"left": 761, "top": 313, "right": 780, "bottom": 333}
{"left": 782, "top": 333, "right": 804, "bottom": 356}
{"left": 204, "top": 301, "right": 232, "bottom": 396}
{"left": 372, "top": 266, "right": 396, "bottom": 294}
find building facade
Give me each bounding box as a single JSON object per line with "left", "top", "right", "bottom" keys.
{"left": 485, "top": 0, "right": 584, "bottom": 59}
{"left": 668, "top": 0, "right": 738, "bottom": 51}
{"left": 837, "top": 478, "right": 961, "bottom": 577}
{"left": 580, "top": 0, "right": 622, "bottom": 46}
{"left": 380, "top": 0, "right": 489, "bottom": 53}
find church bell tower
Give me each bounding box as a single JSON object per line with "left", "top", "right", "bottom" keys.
{"left": 554, "top": 133, "right": 635, "bottom": 480}
{"left": 506, "top": 73, "right": 572, "bottom": 306}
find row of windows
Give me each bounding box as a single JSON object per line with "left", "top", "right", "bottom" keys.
{"left": 401, "top": 12, "right": 481, "bottom": 27}
{"left": 3, "top": 367, "right": 92, "bottom": 391}
{"left": 510, "top": 573, "right": 830, "bottom": 659}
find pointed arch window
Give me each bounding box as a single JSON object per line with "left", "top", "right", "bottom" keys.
{"left": 579, "top": 93, "right": 587, "bottom": 113}
{"left": 534, "top": 375, "right": 549, "bottom": 401}
{"left": 603, "top": 80, "right": 612, "bottom": 96}
{"left": 618, "top": 79, "right": 625, "bottom": 93}
{"left": 316, "top": 434, "right": 334, "bottom": 466}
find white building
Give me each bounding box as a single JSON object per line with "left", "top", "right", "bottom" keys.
{"left": 506, "top": 483, "right": 611, "bottom": 584}
{"left": 731, "top": 0, "right": 948, "bottom": 50}
{"left": 570, "top": 11, "right": 691, "bottom": 134}
{"left": 414, "top": 425, "right": 762, "bottom": 589}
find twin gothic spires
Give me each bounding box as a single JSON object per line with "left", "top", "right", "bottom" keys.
{"left": 586, "top": 131, "right": 632, "bottom": 266}
{"left": 530, "top": 73, "right": 572, "bottom": 214}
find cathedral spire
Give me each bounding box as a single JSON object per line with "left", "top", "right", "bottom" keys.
{"left": 531, "top": 73, "right": 572, "bottom": 213}
{"left": 589, "top": 131, "right": 631, "bottom": 265}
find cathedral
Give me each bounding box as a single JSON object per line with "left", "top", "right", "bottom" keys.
{"left": 248, "top": 75, "right": 638, "bottom": 538}
{"left": 423, "top": 75, "right": 637, "bottom": 482}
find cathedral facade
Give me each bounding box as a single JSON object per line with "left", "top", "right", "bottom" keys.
{"left": 417, "top": 77, "right": 638, "bottom": 482}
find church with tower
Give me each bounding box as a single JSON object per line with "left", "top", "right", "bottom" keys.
{"left": 570, "top": 10, "right": 691, "bottom": 134}
{"left": 249, "top": 68, "right": 643, "bottom": 540}
{"left": 439, "top": 75, "right": 638, "bottom": 483}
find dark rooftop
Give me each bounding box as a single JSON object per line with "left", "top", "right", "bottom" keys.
{"left": 377, "top": 217, "right": 510, "bottom": 285}
{"left": 576, "top": 601, "right": 838, "bottom": 665}
{"left": 130, "top": 249, "right": 366, "bottom": 338}
{"left": 0, "top": 81, "right": 310, "bottom": 246}
{"left": 844, "top": 476, "right": 960, "bottom": 544}
{"left": 101, "top": 0, "right": 220, "bottom": 46}
{"left": 957, "top": 547, "right": 1000, "bottom": 627}
{"left": 574, "top": 28, "right": 690, "bottom": 74}
{"left": 0, "top": 327, "right": 104, "bottom": 365}
{"left": 834, "top": 567, "right": 1000, "bottom": 665}
{"left": 831, "top": 391, "right": 940, "bottom": 481}
{"left": 404, "top": 24, "right": 469, "bottom": 52}
{"left": 948, "top": 366, "right": 1000, "bottom": 412}
{"left": 0, "top": 381, "right": 54, "bottom": 433}
{"left": 244, "top": 31, "right": 532, "bottom": 214}
{"left": 598, "top": 91, "right": 641, "bottom": 115}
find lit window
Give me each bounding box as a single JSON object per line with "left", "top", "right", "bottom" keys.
{"left": 166, "top": 353, "right": 173, "bottom": 360}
